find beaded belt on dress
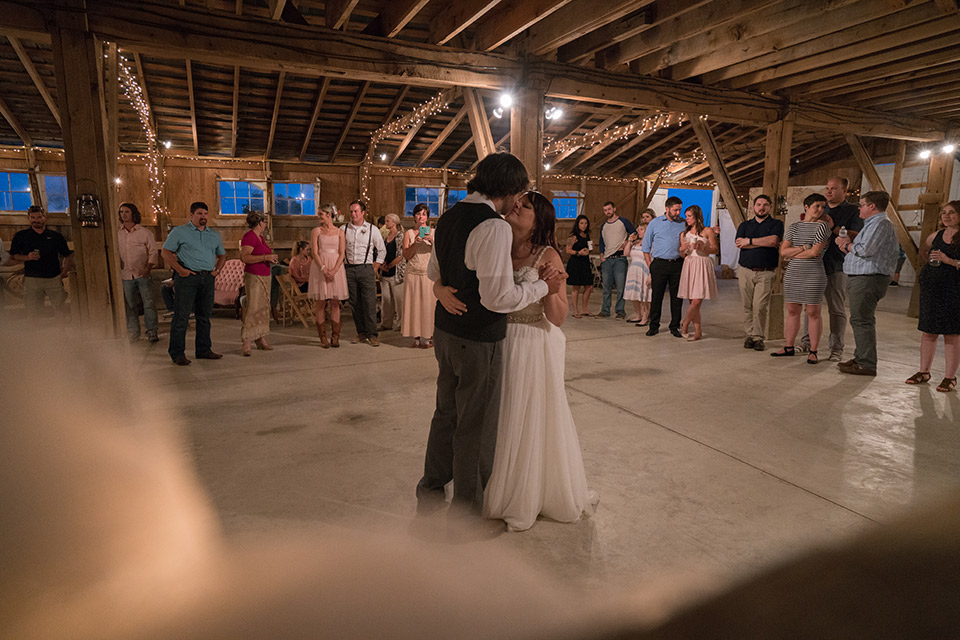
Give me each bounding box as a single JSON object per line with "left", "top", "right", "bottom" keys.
{"left": 507, "top": 311, "right": 545, "bottom": 324}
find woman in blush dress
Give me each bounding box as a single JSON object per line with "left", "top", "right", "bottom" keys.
{"left": 239, "top": 212, "right": 279, "bottom": 356}
{"left": 438, "top": 192, "right": 597, "bottom": 532}
{"left": 401, "top": 203, "right": 437, "bottom": 348}
{"left": 309, "top": 203, "right": 348, "bottom": 348}
{"left": 771, "top": 193, "right": 832, "bottom": 364}
{"left": 623, "top": 208, "right": 654, "bottom": 325}
{"left": 677, "top": 205, "right": 718, "bottom": 341}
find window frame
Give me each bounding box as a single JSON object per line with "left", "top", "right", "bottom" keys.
{"left": 272, "top": 180, "right": 319, "bottom": 216}
{"left": 0, "top": 170, "right": 34, "bottom": 213}
{"left": 403, "top": 185, "right": 443, "bottom": 218}
{"left": 551, "top": 190, "right": 584, "bottom": 220}
{"left": 217, "top": 179, "right": 267, "bottom": 216}
{"left": 42, "top": 174, "right": 69, "bottom": 214}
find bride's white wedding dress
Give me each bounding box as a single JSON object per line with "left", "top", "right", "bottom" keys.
{"left": 483, "top": 250, "right": 598, "bottom": 531}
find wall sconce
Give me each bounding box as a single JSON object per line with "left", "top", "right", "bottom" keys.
{"left": 777, "top": 195, "right": 788, "bottom": 217}
{"left": 76, "top": 193, "right": 103, "bottom": 228}
{"left": 716, "top": 196, "right": 725, "bottom": 210}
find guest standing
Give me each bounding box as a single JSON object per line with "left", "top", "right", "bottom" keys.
{"left": 623, "top": 209, "right": 654, "bottom": 325}
{"left": 309, "top": 203, "right": 348, "bottom": 348}
{"left": 402, "top": 203, "right": 436, "bottom": 348}
{"left": 734, "top": 194, "right": 783, "bottom": 352}
{"left": 160, "top": 202, "right": 226, "bottom": 366}
{"left": 771, "top": 194, "right": 831, "bottom": 363}
{"left": 905, "top": 200, "right": 960, "bottom": 392}
{"left": 565, "top": 214, "right": 594, "bottom": 318}
{"left": 598, "top": 201, "right": 636, "bottom": 319}
{"left": 239, "top": 212, "right": 278, "bottom": 356}
{"left": 678, "top": 205, "right": 718, "bottom": 341}
{"left": 344, "top": 200, "right": 386, "bottom": 347}
{"left": 835, "top": 190, "right": 899, "bottom": 377}
{"left": 380, "top": 213, "right": 405, "bottom": 331}
{"left": 641, "top": 196, "right": 687, "bottom": 337}
{"left": 117, "top": 202, "right": 159, "bottom": 342}
{"left": 288, "top": 241, "right": 312, "bottom": 293}
{"left": 8, "top": 205, "right": 73, "bottom": 318}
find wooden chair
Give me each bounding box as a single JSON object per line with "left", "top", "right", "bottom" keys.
{"left": 275, "top": 273, "right": 313, "bottom": 329}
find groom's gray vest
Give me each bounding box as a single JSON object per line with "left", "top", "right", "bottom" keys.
{"left": 434, "top": 200, "right": 508, "bottom": 342}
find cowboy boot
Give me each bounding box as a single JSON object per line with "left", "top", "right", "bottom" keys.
{"left": 331, "top": 321, "right": 341, "bottom": 348}
{"left": 317, "top": 319, "right": 330, "bottom": 348}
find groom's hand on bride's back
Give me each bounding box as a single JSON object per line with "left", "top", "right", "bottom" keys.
{"left": 435, "top": 284, "right": 468, "bottom": 315}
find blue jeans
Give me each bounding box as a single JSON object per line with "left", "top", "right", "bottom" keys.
{"left": 600, "top": 255, "right": 628, "bottom": 316}
{"left": 122, "top": 276, "right": 159, "bottom": 338}
{"left": 168, "top": 271, "right": 215, "bottom": 360}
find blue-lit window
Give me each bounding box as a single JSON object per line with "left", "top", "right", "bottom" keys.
{"left": 668, "top": 188, "right": 713, "bottom": 227}
{"left": 0, "top": 171, "right": 33, "bottom": 212}
{"left": 551, "top": 190, "right": 583, "bottom": 219}
{"left": 219, "top": 180, "right": 265, "bottom": 215}
{"left": 446, "top": 188, "right": 467, "bottom": 209}
{"left": 274, "top": 182, "right": 316, "bottom": 215}
{"left": 404, "top": 187, "right": 441, "bottom": 216}
{"left": 44, "top": 175, "right": 68, "bottom": 213}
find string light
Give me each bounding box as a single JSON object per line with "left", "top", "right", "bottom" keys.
{"left": 543, "top": 112, "right": 682, "bottom": 159}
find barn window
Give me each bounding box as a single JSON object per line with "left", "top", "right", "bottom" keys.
{"left": 218, "top": 180, "right": 265, "bottom": 215}
{"left": 0, "top": 171, "right": 33, "bottom": 212}
{"left": 273, "top": 182, "right": 317, "bottom": 216}
{"left": 551, "top": 190, "right": 583, "bottom": 219}
{"left": 445, "top": 188, "right": 467, "bottom": 210}
{"left": 404, "top": 186, "right": 441, "bottom": 216}
{"left": 44, "top": 175, "right": 69, "bottom": 213}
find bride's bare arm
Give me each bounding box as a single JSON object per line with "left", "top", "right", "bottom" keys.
{"left": 541, "top": 248, "right": 568, "bottom": 327}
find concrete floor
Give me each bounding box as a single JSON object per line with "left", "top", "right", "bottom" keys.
{"left": 131, "top": 279, "right": 960, "bottom": 596}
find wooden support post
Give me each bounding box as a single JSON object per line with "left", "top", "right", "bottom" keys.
{"left": 510, "top": 80, "right": 545, "bottom": 189}
{"left": 908, "top": 145, "right": 955, "bottom": 317}
{"left": 761, "top": 119, "right": 793, "bottom": 341}
{"left": 641, "top": 167, "right": 665, "bottom": 212}
{"left": 50, "top": 22, "right": 124, "bottom": 335}
{"left": 691, "top": 117, "right": 745, "bottom": 226}
{"left": 463, "top": 88, "right": 495, "bottom": 161}
{"left": 890, "top": 140, "right": 906, "bottom": 211}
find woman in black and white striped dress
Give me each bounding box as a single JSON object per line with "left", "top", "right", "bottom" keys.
{"left": 771, "top": 193, "right": 833, "bottom": 364}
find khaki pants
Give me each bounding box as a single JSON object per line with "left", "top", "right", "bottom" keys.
{"left": 23, "top": 276, "right": 66, "bottom": 316}
{"left": 738, "top": 268, "right": 776, "bottom": 340}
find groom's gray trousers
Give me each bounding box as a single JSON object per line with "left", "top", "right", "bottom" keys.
{"left": 417, "top": 327, "right": 504, "bottom": 513}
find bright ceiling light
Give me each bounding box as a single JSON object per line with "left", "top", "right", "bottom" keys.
{"left": 499, "top": 93, "right": 513, "bottom": 109}
{"left": 163, "top": 140, "right": 171, "bottom": 149}
{"left": 492, "top": 107, "right": 503, "bottom": 119}
{"left": 114, "top": 177, "right": 121, "bottom": 184}
{"left": 919, "top": 149, "right": 932, "bottom": 159}
{"left": 380, "top": 153, "right": 387, "bottom": 161}
{"left": 943, "top": 143, "right": 956, "bottom": 154}
{"left": 543, "top": 163, "right": 550, "bottom": 170}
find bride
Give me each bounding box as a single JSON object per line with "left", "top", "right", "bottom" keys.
{"left": 438, "top": 191, "right": 597, "bottom": 531}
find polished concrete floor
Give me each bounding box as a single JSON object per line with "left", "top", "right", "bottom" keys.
{"left": 131, "top": 279, "right": 960, "bottom": 596}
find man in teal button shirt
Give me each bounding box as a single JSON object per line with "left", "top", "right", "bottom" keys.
{"left": 161, "top": 202, "right": 226, "bottom": 366}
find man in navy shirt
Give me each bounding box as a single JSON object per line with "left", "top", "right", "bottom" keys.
{"left": 9, "top": 205, "right": 73, "bottom": 317}
{"left": 734, "top": 195, "right": 783, "bottom": 351}
{"left": 641, "top": 196, "right": 687, "bottom": 337}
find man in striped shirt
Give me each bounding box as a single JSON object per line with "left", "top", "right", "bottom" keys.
{"left": 835, "top": 190, "right": 899, "bottom": 376}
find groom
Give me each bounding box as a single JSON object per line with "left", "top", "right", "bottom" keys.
{"left": 417, "top": 152, "right": 564, "bottom": 518}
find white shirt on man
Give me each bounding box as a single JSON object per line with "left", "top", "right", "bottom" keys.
{"left": 344, "top": 221, "right": 386, "bottom": 266}
{"left": 427, "top": 192, "right": 547, "bottom": 314}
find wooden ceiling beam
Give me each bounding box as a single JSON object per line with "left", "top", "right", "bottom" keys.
{"left": 548, "top": 114, "right": 622, "bottom": 165}
{"left": 568, "top": 116, "right": 647, "bottom": 169}
{"left": 581, "top": 127, "right": 659, "bottom": 174}
{"left": 472, "top": 0, "right": 575, "bottom": 52}
{"left": 557, "top": 8, "right": 653, "bottom": 64}
{"left": 236, "top": 0, "right": 242, "bottom": 15}
{"left": 391, "top": 119, "right": 426, "bottom": 165}
{"left": 608, "top": 126, "right": 688, "bottom": 176}
{"left": 268, "top": 0, "right": 286, "bottom": 21}
{"left": 463, "top": 88, "right": 496, "bottom": 160}
{"left": 325, "top": 0, "right": 359, "bottom": 30}
{"left": 380, "top": 86, "right": 410, "bottom": 126}
{"left": 330, "top": 80, "right": 369, "bottom": 161}
{"left": 599, "top": 0, "right": 779, "bottom": 69}
{"left": 132, "top": 52, "right": 156, "bottom": 133}
{"left": 264, "top": 69, "right": 284, "bottom": 159}
{"left": 0, "top": 94, "right": 32, "bottom": 145}
{"left": 185, "top": 58, "right": 198, "bottom": 155}
{"left": 299, "top": 76, "right": 329, "bottom": 161}
{"left": 429, "top": 0, "right": 502, "bottom": 45}
{"left": 730, "top": 20, "right": 960, "bottom": 91}
{"left": 524, "top": 0, "right": 652, "bottom": 56}
{"left": 366, "top": 0, "right": 431, "bottom": 38}
{"left": 697, "top": 2, "right": 941, "bottom": 84}
{"left": 632, "top": 0, "right": 862, "bottom": 77}
{"left": 839, "top": 71, "right": 960, "bottom": 105}
{"left": 865, "top": 86, "right": 960, "bottom": 110}
{"left": 230, "top": 65, "right": 239, "bottom": 157}
{"left": 418, "top": 104, "right": 467, "bottom": 166}
{"left": 691, "top": 117, "right": 744, "bottom": 225}
{"left": 7, "top": 36, "right": 60, "bottom": 127}
{"left": 442, "top": 114, "right": 498, "bottom": 169}
{"left": 806, "top": 62, "right": 960, "bottom": 101}
{"left": 469, "top": 131, "right": 509, "bottom": 170}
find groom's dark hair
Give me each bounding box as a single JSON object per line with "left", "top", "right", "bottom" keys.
{"left": 467, "top": 152, "right": 529, "bottom": 199}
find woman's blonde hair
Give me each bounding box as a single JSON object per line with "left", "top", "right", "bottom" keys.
{"left": 385, "top": 213, "right": 401, "bottom": 227}
{"left": 319, "top": 202, "right": 337, "bottom": 217}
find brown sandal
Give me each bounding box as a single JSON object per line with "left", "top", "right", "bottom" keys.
{"left": 905, "top": 371, "right": 931, "bottom": 385}
{"left": 936, "top": 377, "right": 957, "bottom": 392}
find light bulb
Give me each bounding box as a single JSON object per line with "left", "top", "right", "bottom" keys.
{"left": 499, "top": 93, "right": 513, "bottom": 109}
{"left": 543, "top": 163, "right": 550, "bottom": 170}
{"left": 919, "top": 149, "right": 931, "bottom": 159}
{"left": 943, "top": 144, "right": 955, "bottom": 154}
{"left": 380, "top": 153, "right": 387, "bottom": 161}
{"left": 492, "top": 107, "right": 503, "bottom": 119}
{"left": 163, "top": 140, "right": 171, "bottom": 149}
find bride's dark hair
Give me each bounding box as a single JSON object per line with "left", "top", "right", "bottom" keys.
{"left": 527, "top": 191, "right": 559, "bottom": 252}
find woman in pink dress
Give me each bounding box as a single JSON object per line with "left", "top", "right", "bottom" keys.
{"left": 239, "top": 212, "right": 279, "bottom": 356}
{"left": 677, "top": 205, "right": 718, "bottom": 341}
{"left": 401, "top": 203, "right": 437, "bottom": 348}
{"left": 309, "top": 203, "right": 348, "bottom": 348}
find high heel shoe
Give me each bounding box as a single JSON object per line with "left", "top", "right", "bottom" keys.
{"left": 242, "top": 340, "right": 252, "bottom": 357}
{"left": 806, "top": 350, "right": 818, "bottom": 364}
{"left": 255, "top": 338, "right": 273, "bottom": 351}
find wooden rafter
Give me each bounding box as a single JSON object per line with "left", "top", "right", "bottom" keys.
{"left": 264, "top": 69, "right": 285, "bottom": 159}
{"left": 185, "top": 58, "right": 198, "bottom": 155}
{"left": 430, "top": 0, "right": 503, "bottom": 45}
{"left": 366, "top": 0, "right": 431, "bottom": 38}
{"left": 131, "top": 52, "right": 156, "bottom": 133}
{"left": 582, "top": 126, "right": 658, "bottom": 174}
{"left": 230, "top": 65, "right": 240, "bottom": 157}
{"left": 268, "top": 0, "right": 286, "bottom": 21}
{"left": 469, "top": 132, "right": 509, "bottom": 170}
{"left": 609, "top": 126, "right": 687, "bottom": 176}
{"left": 7, "top": 36, "right": 60, "bottom": 127}
{"left": 691, "top": 117, "right": 744, "bottom": 225}
{"left": 557, "top": 8, "right": 653, "bottom": 64}
{"left": 418, "top": 105, "right": 467, "bottom": 166}
{"left": 299, "top": 76, "right": 329, "bottom": 161}
{"left": 463, "top": 88, "right": 496, "bottom": 160}
{"left": 473, "top": 0, "right": 576, "bottom": 52}
{"left": 330, "top": 80, "right": 369, "bottom": 161}
{"left": 0, "top": 95, "right": 31, "bottom": 145}
{"left": 236, "top": 0, "right": 242, "bottom": 15}
{"left": 381, "top": 86, "right": 411, "bottom": 125}
{"left": 569, "top": 116, "right": 646, "bottom": 170}
{"left": 443, "top": 114, "right": 497, "bottom": 169}
{"left": 548, "top": 114, "right": 622, "bottom": 165}
{"left": 326, "top": 0, "right": 359, "bottom": 30}
{"left": 524, "top": 0, "right": 650, "bottom": 56}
